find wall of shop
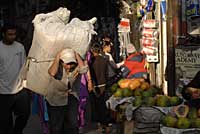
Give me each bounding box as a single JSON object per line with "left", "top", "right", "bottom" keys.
{"left": 174, "top": 0, "right": 200, "bottom": 95}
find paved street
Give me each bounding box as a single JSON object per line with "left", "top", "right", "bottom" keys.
{"left": 24, "top": 114, "right": 120, "bottom": 134}
{"left": 24, "top": 115, "right": 120, "bottom": 134}
{"left": 23, "top": 102, "right": 119, "bottom": 134}
{"left": 24, "top": 115, "right": 43, "bottom": 134}
{"left": 24, "top": 114, "right": 99, "bottom": 134}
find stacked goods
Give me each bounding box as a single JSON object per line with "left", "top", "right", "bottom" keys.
{"left": 110, "top": 78, "right": 183, "bottom": 105}
{"left": 110, "top": 78, "right": 150, "bottom": 98}
{"left": 161, "top": 104, "right": 200, "bottom": 129}
{"left": 133, "top": 94, "right": 183, "bottom": 107}
{"left": 132, "top": 91, "right": 183, "bottom": 107}
{"left": 133, "top": 86, "right": 163, "bottom": 107}
{"left": 155, "top": 95, "right": 183, "bottom": 107}
{"left": 110, "top": 78, "right": 183, "bottom": 107}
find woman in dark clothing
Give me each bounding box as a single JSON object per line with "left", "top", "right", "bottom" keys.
{"left": 89, "top": 42, "right": 111, "bottom": 134}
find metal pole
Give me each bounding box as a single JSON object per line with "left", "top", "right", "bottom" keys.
{"left": 157, "top": 0, "right": 168, "bottom": 95}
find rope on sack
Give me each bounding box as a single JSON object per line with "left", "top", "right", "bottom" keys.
{"left": 21, "top": 57, "right": 54, "bottom": 82}
{"left": 27, "top": 57, "right": 55, "bottom": 63}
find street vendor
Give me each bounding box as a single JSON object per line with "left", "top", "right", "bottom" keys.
{"left": 182, "top": 71, "right": 200, "bottom": 107}
{"left": 46, "top": 48, "right": 88, "bottom": 134}
{"left": 120, "top": 44, "right": 148, "bottom": 79}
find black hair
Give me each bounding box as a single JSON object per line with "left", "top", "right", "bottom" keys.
{"left": 90, "top": 42, "right": 101, "bottom": 53}
{"left": 102, "top": 36, "right": 113, "bottom": 47}
{"left": 102, "top": 40, "right": 112, "bottom": 47}
{"left": 2, "top": 22, "right": 17, "bottom": 34}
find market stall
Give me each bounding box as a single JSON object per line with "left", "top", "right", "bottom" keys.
{"left": 106, "top": 77, "right": 200, "bottom": 134}
{"left": 107, "top": 78, "right": 187, "bottom": 134}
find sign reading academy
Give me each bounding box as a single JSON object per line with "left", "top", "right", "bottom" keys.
{"left": 175, "top": 46, "right": 200, "bottom": 88}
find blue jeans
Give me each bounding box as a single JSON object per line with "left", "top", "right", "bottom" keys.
{"left": 47, "top": 95, "right": 79, "bottom": 134}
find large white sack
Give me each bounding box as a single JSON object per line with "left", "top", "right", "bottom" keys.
{"left": 25, "top": 7, "right": 97, "bottom": 95}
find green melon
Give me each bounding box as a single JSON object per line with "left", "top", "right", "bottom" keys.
{"left": 143, "top": 97, "right": 155, "bottom": 106}
{"left": 162, "top": 115, "right": 177, "bottom": 128}
{"left": 113, "top": 88, "right": 123, "bottom": 97}
{"left": 149, "top": 86, "right": 163, "bottom": 95}
{"left": 170, "top": 96, "right": 182, "bottom": 106}
{"left": 176, "top": 117, "right": 191, "bottom": 129}
{"left": 133, "top": 88, "right": 143, "bottom": 96}
{"left": 122, "top": 88, "right": 133, "bottom": 97}
{"left": 188, "top": 107, "right": 198, "bottom": 119}
{"left": 192, "top": 118, "right": 200, "bottom": 128}
{"left": 156, "top": 95, "right": 170, "bottom": 107}
{"left": 142, "top": 90, "right": 153, "bottom": 97}
{"left": 133, "top": 96, "right": 143, "bottom": 107}
{"left": 110, "top": 83, "right": 118, "bottom": 93}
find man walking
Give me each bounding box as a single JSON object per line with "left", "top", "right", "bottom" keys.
{"left": 0, "top": 22, "right": 30, "bottom": 134}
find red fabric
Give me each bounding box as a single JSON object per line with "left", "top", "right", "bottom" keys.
{"left": 124, "top": 53, "right": 147, "bottom": 78}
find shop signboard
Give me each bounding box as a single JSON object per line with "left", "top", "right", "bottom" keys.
{"left": 175, "top": 46, "right": 200, "bottom": 89}
{"left": 186, "top": 0, "right": 200, "bottom": 17}
{"left": 118, "top": 18, "right": 130, "bottom": 32}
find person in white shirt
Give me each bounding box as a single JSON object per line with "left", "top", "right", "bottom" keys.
{"left": 0, "top": 22, "right": 30, "bottom": 134}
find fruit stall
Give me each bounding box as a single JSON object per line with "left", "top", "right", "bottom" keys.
{"left": 106, "top": 78, "right": 200, "bottom": 134}
{"left": 160, "top": 104, "right": 200, "bottom": 134}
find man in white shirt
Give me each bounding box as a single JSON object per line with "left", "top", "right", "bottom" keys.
{"left": 0, "top": 22, "right": 30, "bottom": 134}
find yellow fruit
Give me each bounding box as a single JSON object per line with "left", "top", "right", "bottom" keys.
{"left": 129, "top": 79, "right": 141, "bottom": 90}
{"left": 118, "top": 79, "right": 131, "bottom": 89}
{"left": 140, "top": 82, "right": 150, "bottom": 90}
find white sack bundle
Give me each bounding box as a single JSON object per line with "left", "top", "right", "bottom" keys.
{"left": 24, "top": 7, "right": 97, "bottom": 95}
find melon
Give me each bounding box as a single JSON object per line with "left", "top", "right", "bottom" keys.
{"left": 156, "top": 95, "right": 170, "bottom": 107}
{"left": 188, "top": 107, "right": 198, "bottom": 119}
{"left": 133, "top": 96, "right": 143, "bottom": 107}
{"left": 162, "top": 115, "right": 177, "bottom": 128}
{"left": 192, "top": 118, "right": 200, "bottom": 128}
{"left": 170, "top": 96, "right": 182, "bottom": 106}
{"left": 176, "top": 117, "right": 191, "bottom": 129}
{"left": 113, "top": 88, "right": 123, "bottom": 97}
